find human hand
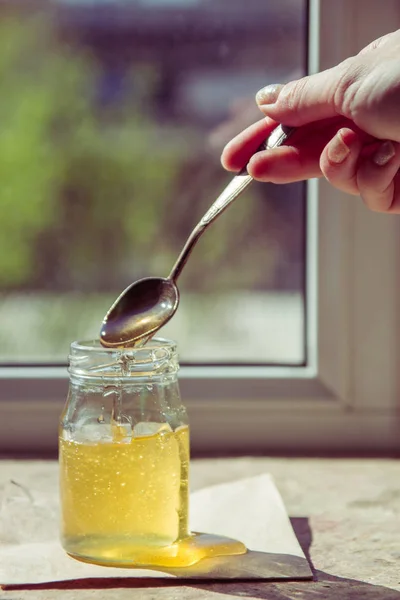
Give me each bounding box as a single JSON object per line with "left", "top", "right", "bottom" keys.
{"left": 221, "top": 30, "right": 400, "bottom": 213}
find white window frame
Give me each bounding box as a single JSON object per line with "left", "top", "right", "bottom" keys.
{"left": 1, "top": 0, "right": 400, "bottom": 454}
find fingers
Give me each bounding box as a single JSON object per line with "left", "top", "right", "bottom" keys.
{"left": 225, "top": 116, "right": 357, "bottom": 184}
{"left": 222, "top": 114, "right": 400, "bottom": 214}
{"left": 320, "top": 128, "right": 364, "bottom": 195}
{"left": 247, "top": 143, "right": 322, "bottom": 183}
{"left": 254, "top": 62, "right": 348, "bottom": 126}
{"left": 221, "top": 117, "right": 280, "bottom": 172}
{"left": 357, "top": 141, "right": 400, "bottom": 213}
{"left": 321, "top": 130, "right": 400, "bottom": 212}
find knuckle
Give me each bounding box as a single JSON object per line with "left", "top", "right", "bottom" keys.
{"left": 279, "top": 77, "right": 310, "bottom": 111}
{"left": 333, "top": 58, "right": 366, "bottom": 116}
{"left": 358, "top": 177, "right": 394, "bottom": 212}
{"left": 358, "top": 34, "right": 386, "bottom": 55}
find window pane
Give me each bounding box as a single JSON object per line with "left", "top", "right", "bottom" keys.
{"left": 0, "top": 0, "right": 306, "bottom": 365}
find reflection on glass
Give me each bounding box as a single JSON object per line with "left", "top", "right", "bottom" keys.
{"left": 0, "top": 0, "right": 306, "bottom": 364}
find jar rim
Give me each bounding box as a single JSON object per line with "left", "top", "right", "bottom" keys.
{"left": 68, "top": 337, "right": 179, "bottom": 379}
{"left": 70, "top": 337, "right": 177, "bottom": 354}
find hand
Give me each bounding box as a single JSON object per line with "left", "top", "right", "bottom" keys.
{"left": 221, "top": 30, "right": 400, "bottom": 213}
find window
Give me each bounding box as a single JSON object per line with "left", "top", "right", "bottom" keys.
{"left": 0, "top": 0, "right": 306, "bottom": 366}
{"left": 1, "top": 0, "right": 400, "bottom": 454}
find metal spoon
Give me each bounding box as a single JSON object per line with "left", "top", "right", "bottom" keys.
{"left": 100, "top": 124, "right": 294, "bottom": 348}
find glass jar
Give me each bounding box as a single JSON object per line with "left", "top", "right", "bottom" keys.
{"left": 59, "top": 337, "right": 190, "bottom": 567}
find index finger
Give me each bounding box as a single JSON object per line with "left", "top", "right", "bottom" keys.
{"left": 221, "top": 117, "right": 279, "bottom": 172}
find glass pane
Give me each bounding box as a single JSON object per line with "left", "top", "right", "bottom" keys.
{"left": 0, "top": 0, "right": 306, "bottom": 365}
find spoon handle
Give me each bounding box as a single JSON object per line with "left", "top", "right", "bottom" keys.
{"left": 169, "top": 124, "right": 295, "bottom": 282}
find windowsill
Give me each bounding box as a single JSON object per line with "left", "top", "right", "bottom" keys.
{"left": 1, "top": 456, "right": 399, "bottom": 596}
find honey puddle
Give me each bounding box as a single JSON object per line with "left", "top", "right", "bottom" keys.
{"left": 59, "top": 425, "right": 246, "bottom": 568}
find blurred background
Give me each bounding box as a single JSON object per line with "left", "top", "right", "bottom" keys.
{"left": 0, "top": 0, "right": 307, "bottom": 365}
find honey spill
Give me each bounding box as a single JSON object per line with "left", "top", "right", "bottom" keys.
{"left": 59, "top": 425, "right": 246, "bottom": 567}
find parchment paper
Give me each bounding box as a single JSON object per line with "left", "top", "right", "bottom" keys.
{"left": 0, "top": 474, "right": 312, "bottom": 585}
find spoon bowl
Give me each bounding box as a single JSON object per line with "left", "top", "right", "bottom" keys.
{"left": 100, "top": 277, "right": 179, "bottom": 348}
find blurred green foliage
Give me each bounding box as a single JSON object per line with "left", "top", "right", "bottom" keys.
{"left": 0, "top": 15, "right": 188, "bottom": 290}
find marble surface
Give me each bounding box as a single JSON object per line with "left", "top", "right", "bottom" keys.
{"left": 1, "top": 457, "right": 400, "bottom": 600}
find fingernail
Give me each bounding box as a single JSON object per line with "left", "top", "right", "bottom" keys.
{"left": 256, "top": 83, "right": 284, "bottom": 105}
{"left": 372, "top": 141, "right": 396, "bottom": 166}
{"left": 328, "top": 132, "right": 350, "bottom": 164}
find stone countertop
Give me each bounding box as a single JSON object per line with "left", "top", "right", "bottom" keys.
{"left": 1, "top": 457, "right": 400, "bottom": 600}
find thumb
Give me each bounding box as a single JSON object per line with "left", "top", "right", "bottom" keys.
{"left": 256, "top": 60, "right": 355, "bottom": 126}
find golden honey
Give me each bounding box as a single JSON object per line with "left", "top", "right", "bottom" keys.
{"left": 60, "top": 425, "right": 189, "bottom": 564}
{"left": 60, "top": 424, "right": 246, "bottom": 567}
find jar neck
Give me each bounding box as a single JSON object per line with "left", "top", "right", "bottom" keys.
{"left": 68, "top": 338, "right": 179, "bottom": 381}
